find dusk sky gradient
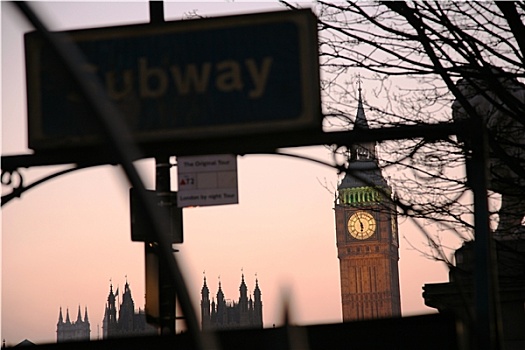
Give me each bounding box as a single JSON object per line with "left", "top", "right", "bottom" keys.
{"left": 1, "top": 1, "right": 459, "bottom": 346}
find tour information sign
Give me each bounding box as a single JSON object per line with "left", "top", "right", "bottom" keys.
{"left": 177, "top": 154, "right": 238, "bottom": 207}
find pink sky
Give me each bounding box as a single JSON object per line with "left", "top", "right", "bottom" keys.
{"left": 1, "top": 2, "right": 457, "bottom": 345}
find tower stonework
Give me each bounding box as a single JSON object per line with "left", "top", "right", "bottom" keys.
{"left": 335, "top": 87, "right": 401, "bottom": 321}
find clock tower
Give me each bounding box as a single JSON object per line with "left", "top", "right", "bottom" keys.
{"left": 335, "top": 86, "right": 401, "bottom": 321}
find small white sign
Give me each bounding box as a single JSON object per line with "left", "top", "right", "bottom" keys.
{"left": 177, "top": 154, "right": 238, "bottom": 207}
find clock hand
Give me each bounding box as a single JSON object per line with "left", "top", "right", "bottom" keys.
{"left": 357, "top": 215, "right": 364, "bottom": 232}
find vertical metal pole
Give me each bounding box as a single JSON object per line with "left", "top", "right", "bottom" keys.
{"left": 150, "top": 1, "right": 176, "bottom": 336}
{"left": 149, "top": 0, "right": 165, "bottom": 24}
{"left": 468, "top": 117, "right": 503, "bottom": 350}
{"left": 155, "top": 156, "right": 176, "bottom": 335}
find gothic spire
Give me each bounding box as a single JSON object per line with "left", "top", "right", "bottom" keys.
{"left": 254, "top": 277, "right": 261, "bottom": 300}
{"left": 124, "top": 278, "right": 130, "bottom": 294}
{"left": 252, "top": 277, "right": 263, "bottom": 327}
{"left": 350, "top": 78, "right": 376, "bottom": 161}
{"left": 107, "top": 282, "right": 116, "bottom": 304}
{"left": 239, "top": 272, "right": 247, "bottom": 293}
{"left": 76, "top": 305, "right": 82, "bottom": 323}
{"left": 217, "top": 279, "right": 223, "bottom": 296}
{"left": 84, "top": 307, "right": 89, "bottom": 323}
{"left": 65, "top": 308, "right": 71, "bottom": 324}
{"left": 355, "top": 78, "right": 369, "bottom": 130}
{"left": 58, "top": 307, "right": 64, "bottom": 324}
{"left": 201, "top": 273, "right": 210, "bottom": 299}
{"left": 216, "top": 277, "right": 225, "bottom": 304}
{"left": 239, "top": 271, "right": 248, "bottom": 312}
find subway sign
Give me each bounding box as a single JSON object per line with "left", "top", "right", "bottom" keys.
{"left": 24, "top": 9, "right": 320, "bottom": 151}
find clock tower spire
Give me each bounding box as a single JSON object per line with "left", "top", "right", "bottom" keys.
{"left": 334, "top": 83, "right": 401, "bottom": 321}
{"left": 350, "top": 78, "right": 376, "bottom": 161}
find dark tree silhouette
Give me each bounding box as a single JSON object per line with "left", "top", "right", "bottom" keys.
{"left": 285, "top": 1, "right": 525, "bottom": 261}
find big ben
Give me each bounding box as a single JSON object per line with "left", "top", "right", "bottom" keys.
{"left": 335, "top": 86, "right": 401, "bottom": 321}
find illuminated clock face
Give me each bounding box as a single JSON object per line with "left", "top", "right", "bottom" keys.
{"left": 348, "top": 211, "right": 376, "bottom": 240}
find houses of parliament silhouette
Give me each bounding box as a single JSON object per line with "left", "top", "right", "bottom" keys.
{"left": 57, "top": 279, "right": 155, "bottom": 342}
{"left": 56, "top": 306, "right": 90, "bottom": 342}
{"left": 57, "top": 274, "right": 263, "bottom": 341}
{"left": 200, "top": 274, "right": 263, "bottom": 330}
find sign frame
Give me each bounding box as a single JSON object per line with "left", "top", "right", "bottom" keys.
{"left": 25, "top": 9, "right": 321, "bottom": 151}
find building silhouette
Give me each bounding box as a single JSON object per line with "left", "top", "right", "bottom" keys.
{"left": 334, "top": 84, "right": 401, "bottom": 321}
{"left": 200, "top": 274, "right": 263, "bottom": 330}
{"left": 102, "top": 280, "right": 157, "bottom": 338}
{"left": 56, "top": 306, "right": 90, "bottom": 342}
{"left": 424, "top": 238, "right": 525, "bottom": 349}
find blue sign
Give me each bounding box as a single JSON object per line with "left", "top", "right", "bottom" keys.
{"left": 25, "top": 10, "right": 320, "bottom": 151}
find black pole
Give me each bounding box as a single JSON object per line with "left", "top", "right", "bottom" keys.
{"left": 149, "top": 1, "right": 165, "bottom": 24}
{"left": 468, "top": 117, "right": 503, "bottom": 350}
{"left": 149, "top": 1, "right": 176, "bottom": 336}
{"left": 155, "top": 156, "right": 176, "bottom": 335}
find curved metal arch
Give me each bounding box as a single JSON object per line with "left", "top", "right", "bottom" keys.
{"left": 1, "top": 165, "right": 85, "bottom": 206}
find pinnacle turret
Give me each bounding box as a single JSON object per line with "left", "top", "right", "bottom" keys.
{"left": 58, "top": 307, "right": 64, "bottom": 325}
{"left": 76, "top": 305, "right": 82, "bottom": 323}
{"left": 217, "top": 280, "right": 224, "bottom": 299}
{"left": 239, "top": 273, "right": 248, "bottom": 295}
{"left": 65, "top": 308, "right": 71, "bottom": 324}
{"left": 201, "top": 275, "right": 210, "bottom": 298}
{"left": 254, "top": 278, "right": 262, "bottom": 301}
